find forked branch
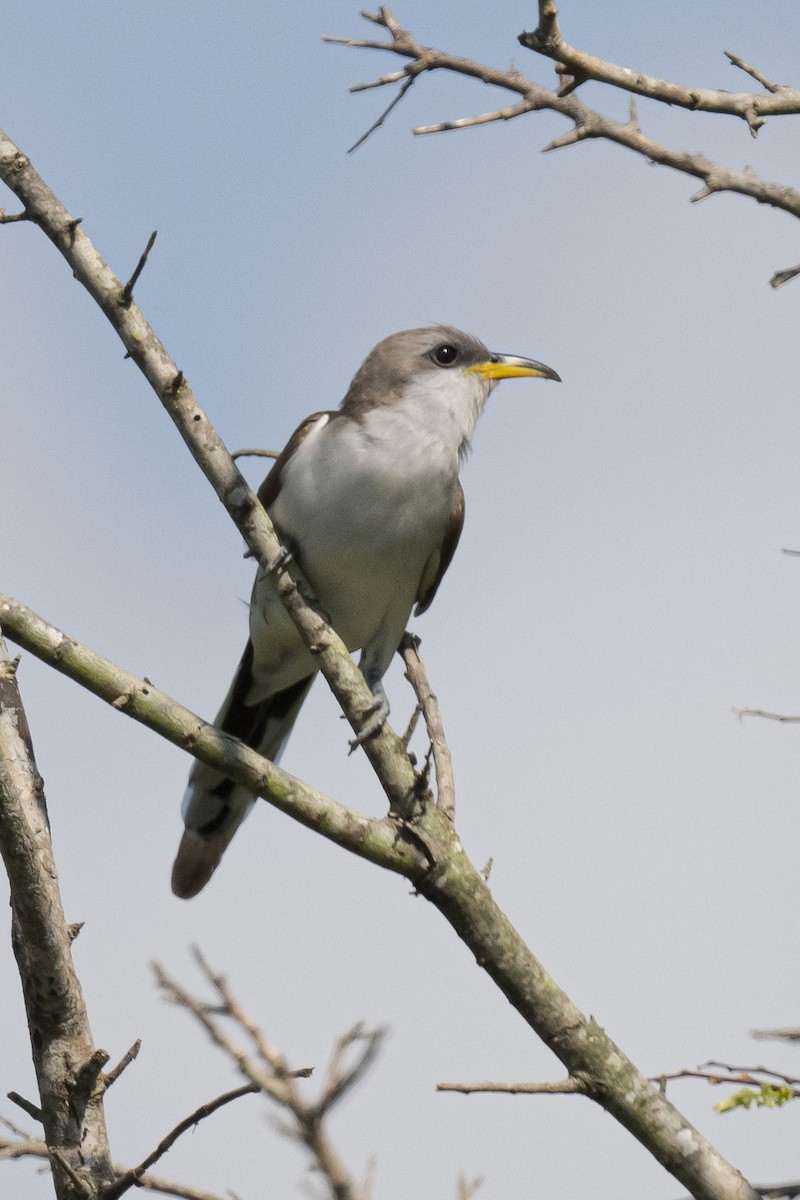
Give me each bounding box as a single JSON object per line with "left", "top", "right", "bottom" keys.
{"left": 326, "top": 6, "right": 800, "bottom": 284}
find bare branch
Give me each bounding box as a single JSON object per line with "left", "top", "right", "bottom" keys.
{"left": 401, "top": 701, "right": 423, "bottom": 749}
{"left": 0, "top": 634, "right": 116, "bottom": 1197}
{"left": 0, "top": 207, "right": 30, "bottom": 223}
{"left": 415, "top": 98, "right": 537, "bottom": 136}
{"left": 437, "top": 1078, "right": 586, "bottom": 1096}
{"left": 6, "top": 1092, "right": 42, "bottom": 1123}
{"left": 99, "top": 1084, "right": 259, "bottom": 1200}
{"left": 457, "top": 1176, "right": 484, "bottom": 1200}
{"left": 520, "top": 4, "right": 800, "bottom": 130}
{"left": 156, "top": 955, "right": 374, "bottom": 1200}
{"left": 348, "top": 73, "right": 416, "bottom": 152}
{"left": 771, "top": 263, "right": 800, "bottom": 289}
{"left": 102, "top": 1040, "right": 142, "bottom": 1090}
{"left": 732, "top": 707, "right": 800, "bottom": 723}
{"left": 0, "top": 595, "right": 424, "bottom": 877}
{"left": 0, "top": 1124, "right": 234, "bottom": 1200}
{"left": 702, "top": 1060, "right": 800, "bottom": 1084}
{"left": 191, "top": 945, "right": 310, "bottom": 1079}
{"left": 231, "top": 446, "right": 280, "bottom": 460}
{"left": 328, "top": 7, "right": 800, "bottom": 285}
{"left": 651, "top": 1064, "right": 800, "bottom": 1091}
{"left": 724, "top": 50, "right": 788, "bottom": 94}
{"left": 121, "top": 229, "right": 157, "bottom": 307}
{"left": 318, "top": 1024, "right": 385, "bottom": 1114}
{"left": 399, "top": 633, "right": 455, "bottom": 819}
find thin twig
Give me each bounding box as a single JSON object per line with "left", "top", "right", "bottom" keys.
{"left": 0, "top": 1129, "right": 232, "bottom": 1200}
{"left": 319, "top": 1024, "right": 385, "bottom": 1113}
{"left": 156, "top": 955, "right": 375, "bottom": 1200}
{"left": 99, "top": 1085, "right": 259, "bottom": 1200}
{"left": 7, "top": 1093, "right": 43, "bottom": 1123}
{"left": 50, "top": 1146, "right": 93, "bottom": 1197}
{"left": 328, "top": 6, "right": 800, "bottom": 286}
{"left": 702, "top": 1059, "right": 800, "bottom": 1082}
{"left": 732, "top": 707, "right": 800, "bottom": 723}
{"left": 102, "top": 1041, "right": 142, "bottom": 1090}
{"left": 457, "top": 1177, "right": 484, "bottom": 1200}
{"left": 724, "top": 50, "right": 786, "bottom": 94}
{"left": 401, "top": 702, "right": 423, "bottom": 750}
{"left": 349, "top": 73, "right": 417, "bottom": 153}
{"left": 191, "top": 946, "right": 309, "bottom": 1079}
{"left": 399, "top": 633, "right": 455, "bottom": 819}
{"left": 437, "top": 1078, "right": 586, "bottom": 1095}
{"left": 771, "top": 264, "right": 800, "bottom": 289}
{"left": 121, "top": 230, "right": 157, "bottom": 307}
{"left": 415, "top": 98, "right": 536, "bottom": 135}
{"left": 231, "top": 447, "right": 280, "bottom": 460}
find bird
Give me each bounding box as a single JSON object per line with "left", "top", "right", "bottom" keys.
{"left": 172, "top": 325, "right": 560, "bottom": 898}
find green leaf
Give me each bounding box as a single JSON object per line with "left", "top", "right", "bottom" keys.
{"left": 714, "top": 1083, "right": 794, "bottom": 1113}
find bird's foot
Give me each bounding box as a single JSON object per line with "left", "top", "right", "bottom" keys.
{"left": 348, "top": 688, "right": 390, "bottom": 754}
{"left": 265, "top": 544, "right": 294, "bottom": 575}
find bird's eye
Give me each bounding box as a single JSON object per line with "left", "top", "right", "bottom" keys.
{"left": 432, "top": 343, "right": 459, "bottom": 367}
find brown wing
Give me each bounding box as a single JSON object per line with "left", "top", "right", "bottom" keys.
{"left": 257, "top": 411, "right": 339, "bottom": 510}
{"left": 414, "top": 482, "right": 465, "bottom": 616}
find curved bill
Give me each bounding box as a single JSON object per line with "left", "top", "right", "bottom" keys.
{"left": 466, "top": 354, "right": 561, "bottom": 383}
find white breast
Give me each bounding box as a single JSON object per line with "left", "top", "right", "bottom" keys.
{"left": 267, "top": 370, "right": 490, "bottom": 652}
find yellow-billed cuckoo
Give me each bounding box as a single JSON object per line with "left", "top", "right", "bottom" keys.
{"left": 172, "top": 325, "right": 560, "bottom": 897}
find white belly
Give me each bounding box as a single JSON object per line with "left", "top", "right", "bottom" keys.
{"left": 248, "top": 405, "right": 461, "bottom": 695}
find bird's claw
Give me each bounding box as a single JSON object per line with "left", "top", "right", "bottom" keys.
{"left": 348, "top": 692, "right": 391, "bottom": 754}
{"left": 265, "top": 545, "right": 294, "bottom": 575}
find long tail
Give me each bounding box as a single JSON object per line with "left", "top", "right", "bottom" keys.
{"left": 171, "top": 640, "right": 314, "bottom": 898}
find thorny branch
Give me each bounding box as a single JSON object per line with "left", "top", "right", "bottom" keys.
{"left": 325, "top": 5, "right": 800, "bottom": 286}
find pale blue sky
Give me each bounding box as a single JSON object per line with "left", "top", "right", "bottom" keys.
{"left": 3, "top": 3, "right": 800, "bottom": 1197}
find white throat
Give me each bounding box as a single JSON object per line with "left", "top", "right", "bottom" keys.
{"left": 376, "top": 368, "right": 496, "bottom": 460}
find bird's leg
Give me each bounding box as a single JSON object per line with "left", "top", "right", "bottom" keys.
{"left": 349, "top": 648, "right": 392, "bottom": 751}
{"left": 348, "top": 680, "right": 390, "bottom": 751}
{"left": 265, "top": 543, "right": 294, "bottom": 575}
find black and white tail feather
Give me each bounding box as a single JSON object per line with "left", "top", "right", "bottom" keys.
{"left": 172, "top": 639, "right": 313, "bottom": 897}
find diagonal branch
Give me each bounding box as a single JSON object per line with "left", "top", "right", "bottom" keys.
{"left": 0, "top": 122, "right": 423, "bottom": 820}
{"left": 0, "top": 596, "right": 424, "bottom": 878}
{"left": 99, "top": 1085, "right": 259, "bottom": 1200}
{"left": 723, "top": 50, "right": 789, "bottom": 95}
